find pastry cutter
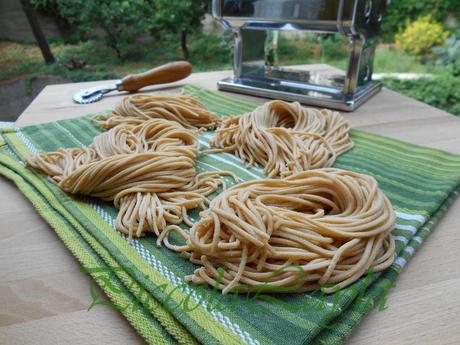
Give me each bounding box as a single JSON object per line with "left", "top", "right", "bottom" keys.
{"left": 73, "top": 61, "right": 192, "bottom": 104}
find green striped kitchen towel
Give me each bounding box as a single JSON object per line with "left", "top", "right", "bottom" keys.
{"left": 1, "top": 85, "right": 460, "bottom": 345}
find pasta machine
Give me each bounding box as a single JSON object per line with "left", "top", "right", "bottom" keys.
{"left": 212, "top": 0, "right": 387, "bottom": 111}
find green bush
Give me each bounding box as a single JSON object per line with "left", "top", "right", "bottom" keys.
{"left": 53, "top": 41, "right": 118, "bottom": 65}
{"left": 381, "top": 0, "right": 459, "bottom": 42}
{"left": 188, "top": 34, "right": 232, "bottom": 69}
{"left": 433, "top": 33, "right": 460, "bottom": 76}
{"left": 321, "top": 35, "right": 349, "bottom": 61}
{"left": 396, "top": 16, "right": 448, "bottom": 56}
{"left": 276, "top": 35, "right": 313, "bottom": 64}
{"left": 46, "top": 63, "right": 119, "bottom": 82}
{"left": 273, "top": 34, "right": 348, "bottom": 66}
{"left": 382, "top": 73, "right": 460, "bottom": 116}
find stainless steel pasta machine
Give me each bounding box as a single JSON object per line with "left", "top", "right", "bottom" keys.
{"left": 212, "top": 0, "right": 388, "bottom": 111}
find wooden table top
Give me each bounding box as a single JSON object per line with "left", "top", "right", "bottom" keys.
{"left": 1, "top": 69, "right": 460, "bottom": 345}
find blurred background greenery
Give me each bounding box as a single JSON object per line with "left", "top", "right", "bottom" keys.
{"left": 1, "top": 0, "right": 459, "bottom": 116}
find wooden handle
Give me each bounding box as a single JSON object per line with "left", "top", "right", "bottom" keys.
{"left": 119, "top": 61, "right": 192, "bottom": 93}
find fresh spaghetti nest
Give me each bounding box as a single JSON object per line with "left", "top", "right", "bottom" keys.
{"left": 208, "top": 100, "right": 353, "bottom": 178}
{"left": 165, "top": 168, "right": 395, "bottom": 294}
{"left": 94, "top": 93, "right": 221, "bottom": 131}
{"left": 26, "top": 118, "right": 235, "bottom": 238}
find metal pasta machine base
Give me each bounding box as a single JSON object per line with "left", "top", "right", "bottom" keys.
{"left": 212, "top": 0, "right": 387, "bottom": 111}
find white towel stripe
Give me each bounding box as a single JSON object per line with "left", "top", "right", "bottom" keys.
{"left": 395, "top": 223, "right": 417, "bottom": 234}
{"left": 395, "top": 211, "right": 426, "bottom": 224}
{"left": 404, "top": 246, "right": 415, "bottom": 256}
{"left": 394, "top": 236, "right": 409, "bottom": 246}
{"left": 393, "top": 257, "right": 407, "bottom": 269}
{"left": 15, "top": 128, "right": 38, "bottom": 154}
{"left": 54, "top": 122, "right": 85, "bottom": 147}
{"left": 412, "top": 236, "right": 423, "bottom": 244}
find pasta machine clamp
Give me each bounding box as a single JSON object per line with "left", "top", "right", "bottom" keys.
{"left": 212, "top": 0, "right": 388, "bottom": 111}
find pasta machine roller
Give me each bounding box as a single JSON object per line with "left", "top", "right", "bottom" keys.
{"left": 212, "top": 0, "right": 387, "bottom": 111}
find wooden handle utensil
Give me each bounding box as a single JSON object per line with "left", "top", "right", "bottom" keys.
{"left": 73, "top": 61, "right": 193, "bottom": 104}
{"left": 119, "top": 61, "right": 193, "bottom": 92}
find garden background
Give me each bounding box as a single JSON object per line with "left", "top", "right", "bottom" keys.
{"left": 1, "top": 0, "right": 459, "bottom": 120}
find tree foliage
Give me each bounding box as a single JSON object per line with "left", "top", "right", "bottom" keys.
{"left": 41, "top": 0, "right": 156, "bottom": 58}
{"left": 32, "top": 0, "right": 207, "bottom": 60}
{"left": 381, "top": 0, "right": 459, "bottom": 41}
{"left": 153, "top": 0, "right": 208, "bottom": 59}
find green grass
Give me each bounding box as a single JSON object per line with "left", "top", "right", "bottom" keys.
{"left": 373, "top": 47, "right": 431, "bottom": 73}
{"left": 325, "top": 47, "right": 432, "bottom": 74}
{"left": 327, "top": 47, "right": 432, "bottom": 73}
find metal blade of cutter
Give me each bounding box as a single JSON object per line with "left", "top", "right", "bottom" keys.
{"left": 73, "top": 83, "right": 119, "bottom": 104}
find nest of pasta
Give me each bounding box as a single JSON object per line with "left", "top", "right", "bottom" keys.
{"left": 27, "top": 118, "right": 234, "bottom": 239}
{"left": 209, "top": 100, "right": 354, "bottom": 177}
{"left": 94, "top": 93, "right": 222, "bottom": 130}
{"left": 165, "top": 168, "right": 395, "bottom": 294}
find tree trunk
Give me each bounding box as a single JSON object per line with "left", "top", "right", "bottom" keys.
{"left": 20, "top": 0, "right": 55, "bottom": 64}
{"left": 101, "top": 25, "right": 123, "bottom": 60}
{"left": 107, "top": 37, "right": 123, "bottom": 60}
{"left": 181, "top": 30, "right": 190, "bottom": 60}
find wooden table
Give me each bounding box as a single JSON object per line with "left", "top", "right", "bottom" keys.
{"left": 2, "top": 69, "right": 460, "bottom": 345}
